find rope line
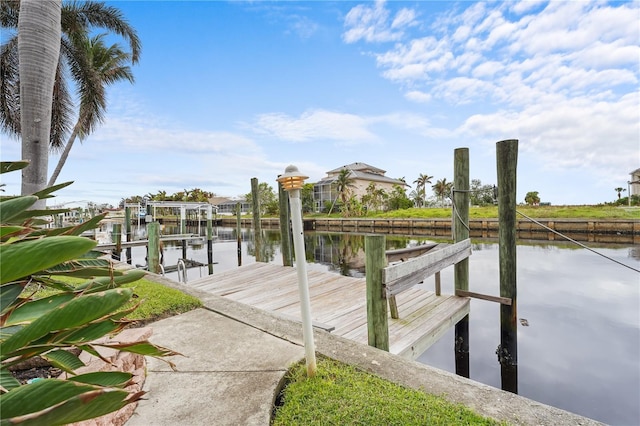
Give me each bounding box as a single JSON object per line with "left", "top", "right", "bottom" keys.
{"left": 450, "top": 189, "right": 470, "bottom": 234}
{"left": 516, "top": 210, "right": 640, "bottom": 273}
{"left": 449, "top": 187, "right": 639, "bottom": 273}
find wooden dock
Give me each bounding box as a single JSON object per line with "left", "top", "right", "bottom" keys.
{"left": 189, "top": 262, "right": 469, "bottom": 360}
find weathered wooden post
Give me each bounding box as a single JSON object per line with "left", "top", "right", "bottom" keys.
{"left": 147, "top": 221, "right": 161, "bottom": 274}
{"left": 111, "top": 223, "right": 122, "bottom": 261}
{"left": 236, "top": 202, "right": 242, "bottom": 266}
{"left": 207, "top": 204, "right": 214, "bottom": 275}
{"left": 454, "top": 147, "right": 470, "bottom": 378}
{"left": 251, "top": 177, "right": 262, "bottom": 262}
{"left": 145, "top": 202, "right": 152, "bottom": 223}
{"left": 365, "top": 234, "right": 389, "bottom": 352}
{"left": 278, "top": 181, "right": 293, "bottom": 266}
{"left": 180, "top": 205, "right": 187, "bottom": 260}
{"left": 496, "top": 139, "right": 518, "bottom": 393}
{"left": 125, "top": 206, "right": 132, "bottom": 264}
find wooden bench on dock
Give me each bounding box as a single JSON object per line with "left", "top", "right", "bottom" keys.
{"left": 365, "top": 236, "right": 471, "bottom": 359}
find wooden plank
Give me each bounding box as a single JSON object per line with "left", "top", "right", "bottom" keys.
{"left": 455, "top": 290, "right": 512, "bottom": 305}
{"left": 385, "top": 243, "right": 438, "bottom": 263}
{"left": 393, "top": 297, "right": 469, "bottom": 359}
{"left": 383, "top": 239, "right": 471, "bottom": 296}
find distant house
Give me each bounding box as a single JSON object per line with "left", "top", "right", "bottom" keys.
{"left": 630, "top": 168, "right": 640, "bottom": 197}
{"left": 210, "top": 197, "right": 251, "bottom": 215}
{"left": 313, "top": 162, "right": 407, "bottom": 212}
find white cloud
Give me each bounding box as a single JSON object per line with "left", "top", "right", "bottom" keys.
{"left": 252, "top": 110, "right": 377, "bottom": 143}
{"left": 93, "top": 116, "right": 258, "bottom": 154}
{"left": 405, "top": 90, "right": 431, "bottom": 103}
{"left": 509, "top": 0, "right": 547, "bottom": 15}
{"left": 391, "top": 8, "right": 417, "bottom": 29}
{"left": 251, "top": 108, "right": 451, "bottom": 144}
{"left": 458, "top": 91, "right": 640, "bottom": 176}
{"left": 472, "top": 60, "right": 503, "bottom": 78}
{"left": 355, "top": 0, "right": 639, "bottom": 107}
{"left": 287, "top": 15, "right": 319, "bottom": 39}
{"left": 343, "top": 0, "right": 417, "bottom": 43}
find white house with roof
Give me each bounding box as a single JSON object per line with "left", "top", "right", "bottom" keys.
{"left": 313, "top": 162, "right": 407, "bottom": 212}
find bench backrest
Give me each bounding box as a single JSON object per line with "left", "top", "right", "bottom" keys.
{"left": 382, "top": 238, "right": 471, "bottom": 297}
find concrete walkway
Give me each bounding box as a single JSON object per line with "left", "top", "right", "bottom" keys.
{"left": 126, "top": 274, "right": 602, "bottom": 426}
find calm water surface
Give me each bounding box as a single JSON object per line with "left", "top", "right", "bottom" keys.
{"left": 117, "top": 226, "right": 639, "bottom": 425}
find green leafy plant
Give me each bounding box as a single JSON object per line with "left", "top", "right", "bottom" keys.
{"left": 0, "top": 161, "right": 178, "bottom": 425}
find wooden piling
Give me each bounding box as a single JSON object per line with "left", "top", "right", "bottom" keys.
{"left": 236, "top": 202, "right": 242, "bottom": 266}
{"left": 147, "top": 221, "right": 161, "bottom": 274}
{"left": 453, "top": 147, "right": 470, "bottom": 378}
{"left": 496, "top": 139, "right": 518, "bottom": 393}
{"left": 278, "top": 182, "right": 293, "bottom": 266}
{"left": 207, "top": 205, "right": 214, "bottom": 275}
{"left": 180, "top": 206, "right": 187, "bottom": 260}
{"left": 111, "top": 223, "right": 122, "bottom": 261}
{"left": 125, "top": 207, "right": 132, "bottom": 264}
{"left": 251, "top": 177, "right": 262, "bottom": 262}
{"left": 365, "top": 234, "right": 389, "bottom": 352}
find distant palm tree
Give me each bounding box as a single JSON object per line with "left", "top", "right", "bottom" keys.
{"left": 328, "top": 168, "right": 355, "bottom": 215}
{"left": 48, "top": 33, "right": 134, "bottom": 186}
{"left": 409, "top": 189, "right": 424, "bottom": 208}
{"left": 614, "top": 187, "right": 626, "bottom": 199}
{"left": 432, "top": 178, "right": 452, "bottom": 207}
{"left": 413, "top": 173, "right": 433, "bottom": 207}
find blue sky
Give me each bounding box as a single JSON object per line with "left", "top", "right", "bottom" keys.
{"left": 1, "top": 0, "right": 639, "bottom": 207}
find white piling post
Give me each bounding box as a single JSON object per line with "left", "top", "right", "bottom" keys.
{"left": 277, "top": 165, "right": 316, "bottom": 377}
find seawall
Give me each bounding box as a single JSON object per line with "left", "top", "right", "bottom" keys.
{"left": 216, "top": 217, "right": 640, "bottom": 244}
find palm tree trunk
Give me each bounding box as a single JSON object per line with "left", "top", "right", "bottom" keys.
{"left": 48, "top": 124, "right": 80, "bottom": 187}
{"left": 18, "top": 0, "right": 62, "bottom": 208}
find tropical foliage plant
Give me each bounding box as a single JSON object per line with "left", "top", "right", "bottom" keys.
{"left": 245, "top": 182, "right": 278, "bottom": 216}
{"left": 0, "top": 161, "right": 177, "bottom": 425}
{"left": 386, "top": 184, "right": 413, "bottom": 211}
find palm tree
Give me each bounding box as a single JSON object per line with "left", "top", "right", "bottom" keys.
{"left": 1, "top": 0, "right": 140, "bottom": 194}
{"left": 432, "top": 178, "right": 452, "bottom": 207}
{"left": 412, "top": 173, "right": 433, "bottom": 207}
{"left": 409, "top": 189, "right": 424, "bottom": 208}
{"left": 48, "top": 33, "right": 133, "bottom": 186}
{"left": 15, "top": 0, "right": 62, "bottom": 204}
{"left": 328, "top": 168, "right": 355, "bottom": 215}
{"left": 614, "top": 187, "right": 626, "bottom": 199}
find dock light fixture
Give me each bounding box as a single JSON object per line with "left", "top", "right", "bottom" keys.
{"left": 277, "top": 165, "right": 316, "bottom": 377}
{"left": 278, "top": 165, "right": 308, "bottom": 191}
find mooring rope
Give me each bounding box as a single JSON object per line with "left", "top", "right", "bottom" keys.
{"left": 515, "top": 210, "right": 640, "bottom": 274}
{"left": 450, "top": 187, "right": 640, "bottom": 274}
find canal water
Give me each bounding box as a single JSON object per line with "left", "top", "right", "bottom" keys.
{"left": 113, "top": 225, "right": 639, "bottom": 425}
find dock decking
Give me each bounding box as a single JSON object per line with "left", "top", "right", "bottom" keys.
{"left": 189, "top": 263, "right": 469, "bottom": 360}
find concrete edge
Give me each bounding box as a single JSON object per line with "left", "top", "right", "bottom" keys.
{"left": 142, "top": 272, "right": 603, "bottom": 426}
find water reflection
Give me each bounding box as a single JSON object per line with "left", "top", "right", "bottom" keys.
{"left": 110, "top": 225, "right": 639, "bottom": 425}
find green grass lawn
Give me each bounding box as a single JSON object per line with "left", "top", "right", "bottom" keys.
{"left": 307, "top": 205, "right": 639, "bottom": 220}
{"left": 36, "top": 274, "right": 202, "bottom": 323}
{"left": 273, "top": 357, "right": 504, "bottom": 426}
